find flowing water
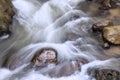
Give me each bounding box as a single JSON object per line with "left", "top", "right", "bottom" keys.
{"left": 0, "top": 0, "right": 120, "bottom": 80}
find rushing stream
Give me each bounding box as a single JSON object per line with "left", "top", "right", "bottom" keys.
{"left": 0, "top": 0, "right": 120, "bottom": 80}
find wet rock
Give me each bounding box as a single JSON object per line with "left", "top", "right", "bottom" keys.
{"left": 103, "top": 42, "right": 110, "bottom": 49}
{"left": 48, "top": 61, "right": 80, "bottom": 77}
{"left": 0, "top": 0, "right": 15, "bottom": 38}
{"left": 105, "top": 46, "right": 120, "bottom": 56}
{"left": 99, "top": 0, "right": 112, "bottom": 10}
{"left": 3, "top": 48, "right": 57, "bottom": 70}
{"left": 92, "top": 20, "right": 113, "bottom": 33}
{"left": 30, "top": 47, "right": 89, "bottom": 77}
{"left": 75, "top": 57, "right": 89, "bottom": 65}
{"left": 87, "top": 0, "right": 113, "bottom": 10}
{"left": 31, "top": 48, "right": 57, "bottom": 67}
{"left": 103, "top": 26, "right": 120, "bottom": 45}
{"left": 48, "top": 57, "right": 88, "bottom": 77}
{"left": 92, "top": 20, "right": 120, "bottom": 48}
{"left": 88, "top": 68, "right": 120, "bottom": 80}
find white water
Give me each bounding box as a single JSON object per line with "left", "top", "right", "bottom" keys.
{"left": 0, "top": 0, "right": 120, "bottom": 80}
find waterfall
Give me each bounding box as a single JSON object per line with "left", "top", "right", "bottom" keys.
{"left": 0, "top": 0, "right": 119, "bottom": 80}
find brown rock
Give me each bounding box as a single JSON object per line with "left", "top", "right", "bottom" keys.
{"left": 88, "top": 68, "right": 120, "bottom": 80}
{"left": 86, "top": 0, "right": 112, "bottom": 10}
{"left": 99, "top": 0, "right": 112, "bottom": 10}
{"left": 0, "top": 0, "right": 15, "bottom": 38}
{"left": 48, "top": 61, "right": 80, "bottom": 77}
{"left": 2, "top": 48, "right": 57, "bottom": 70}
{"left": 92, "top": 20, "right": 113, "bottom": 33}
{"left": 105, "top": 46, "right": 120, "bottom": 56}
{"left": 48, "top": 57, "right": 88, "bottom": 77}
{"left": 103, "top": 26, "right": 120, "bottom": 45}
{"left": 92, "top": 20, "right": 120, "bottom": 48}
{"left": 31, "top": 48, "right": 57, "bottom": 67}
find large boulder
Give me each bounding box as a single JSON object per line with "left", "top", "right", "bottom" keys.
{"left": 103, "top": 26, "right": 120, "bottom": 45}
{"left": 92, "top": 20, "right": 120, "bottom": 48}
{"left": 0, "top": 0, "right": 15, "bottom": 38}
{"left": 31, "top": 48, "right": 58, "bottom": 67}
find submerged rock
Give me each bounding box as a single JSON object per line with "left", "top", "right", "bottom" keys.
{"left": 48, "top": 61, "right": 80, "bottom": 77}
{"left": 31, "top": 48, "right": 89, "bottom": 77}
{"left": 48, "top": 57, "right": 89, "bottom": 77}
{"left": 88, "top": 68, "right": 120, "bottom": 80}
{"left": 103, "top": 26, "right": 120, "bottom": 45}
{"left": 31, "top": 48, "right": 58, "bottom": 67}
{"left": 0, "top": 0, "right": 15, "bottom": 38}
{"left": 92, "top": 20, "right": 113, "bottom": 33}
{"left": 92, "top": 20, "right": 120, "bottom": 48}
{"left": 3, "top": 48, "right": 58, "bottom": 70}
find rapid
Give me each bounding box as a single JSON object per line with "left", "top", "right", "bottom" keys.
{"left": 0, "top": 0, "right": 119, "bottom": 80}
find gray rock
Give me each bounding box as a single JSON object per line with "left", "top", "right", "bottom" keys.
{"left": 88, "top": 68, "right": 120, "bottom": 80}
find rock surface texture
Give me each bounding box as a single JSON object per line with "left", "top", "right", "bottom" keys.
{"left": 99, "top": 0, "right": 112, "bottom": 10}
{"left": 88, "top": 68, "right": 120, "bottom": 80}
{"left": 31, "top": 48, "right": 58, "bottom": 67}
{"left": 103, "top": 26, "right": 120, "bottom": 45}
{"left": 92, "top": 20, "right": 113, "bottom": 32}
{"left": 92, "top": 19, "right": 120, "bottom": 48}
{"left": 0, "top": 0, "right": 15, "bottom": 38}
